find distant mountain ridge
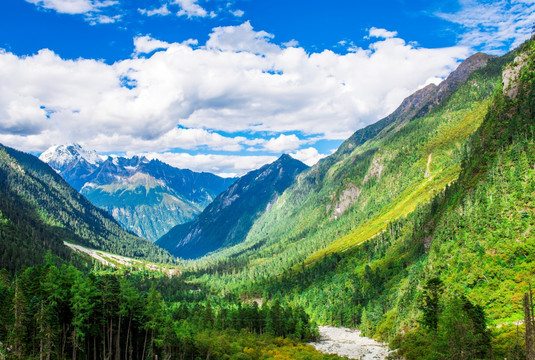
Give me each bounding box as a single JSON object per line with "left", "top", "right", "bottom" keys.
{"left": 0, "top": 144, "right": 175, "bottom": 272}
{"left": 40, "top": 145, "right": 236, "bottom": 241}
{"left": 157, "top": 154, "right": 309, "bottom": 259}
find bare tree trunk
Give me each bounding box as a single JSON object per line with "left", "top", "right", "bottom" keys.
{"left": 72, "top": 326, "right": 77, "bottom": 360}
{"left": 39, "top": 302, "right": 44, "bottom": 360}
{"left": 525, "top": 286, "right": 535, "bottom": 360}
{"left": 116, "top": 313, "right": 121, "bottom": 360}
{"left": 61, "top": 323, "right": 67, "bottom": 359}
{"left": 141, "top": 329, "right": 148, "bottom": 360}
{"left": 102, "top": 323, "right": 106, "bottom": 360}
{"left": 125, "top": 313, "right": 132, "bottom": 360}
{"left": 109, "top": 318, "right": 113, "bottom": 360}
{"left": 149, "top": 330, "right": 154, "bottom": 360}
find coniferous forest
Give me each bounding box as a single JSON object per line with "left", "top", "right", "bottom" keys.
{"left": 1, "top": 24, "right": 535, "bottom": 360}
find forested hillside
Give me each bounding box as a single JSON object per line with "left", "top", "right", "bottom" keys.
{"left": 0, "top": 263, "right": 343, "bottom": 360}
{"left": 180, "top": 39, "right": 534, "bottom": 358}
{"left": 189, "top": 50, "right": 507, "bottom": 284}
{"left": 0, "top": 144, "right": 175, "bottom": 271}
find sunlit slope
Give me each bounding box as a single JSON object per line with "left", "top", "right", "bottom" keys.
{"left": 262, "top": 40, "right": 535, "bottom": 347}
{"left": 195, "top": 52, "right": 510, "bottom": 293}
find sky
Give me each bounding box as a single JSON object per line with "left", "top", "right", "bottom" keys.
{"left": 0, "top": 0, "right": 534, "bottom": 177}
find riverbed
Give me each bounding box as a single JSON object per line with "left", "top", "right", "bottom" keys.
{"left": 308, "top": 326, "right": 389, "bottom": 360}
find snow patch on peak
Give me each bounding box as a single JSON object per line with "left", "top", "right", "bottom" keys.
{"left": 39, "top": 143, "right": 103, "bottom": 170}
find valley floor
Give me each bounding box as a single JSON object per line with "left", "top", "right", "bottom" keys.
{"left": 309, "top": 326, "right": 389, "bottom": 360}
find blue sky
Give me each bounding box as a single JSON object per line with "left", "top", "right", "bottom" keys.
{"left": 0, "top": 0, "right": 534, "bottom": 176}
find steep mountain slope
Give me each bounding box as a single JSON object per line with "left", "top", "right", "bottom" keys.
{"left": 40, "top": 146, "right": 236, "bottom": 240}
{"left": 157, "top": 154, "right": 308, "bottom": 259}
{"left": 189, "top": 40, "right": 534, "bottom": 358}
{"left": 262, "top": 41, "right": 535, "bottom": 358}
{"left": 192, "top": 51, "right": 502, "bottom": 273}
{"left": 0, "top": 144, "right": 175, "bottom": 271}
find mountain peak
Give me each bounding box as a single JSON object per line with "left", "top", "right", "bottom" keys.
{"left": 442, "top": 52, "right": 494, "bottom": 88}
{"left": 39, "top": 143, "right": 103, "bottom": 172}
{"left": 157, "top": 154, "right": 309, "bottom": 259}
{"left": 276, "top": 153, "right": 298, "bottom": 163}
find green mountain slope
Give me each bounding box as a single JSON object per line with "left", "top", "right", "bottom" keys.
{"left": 268, "top": 40, "right": 535, "bottom": 357}
{"left": 157, "top": 154, "right": 309, "bottom": 259}
{"left": 0, "top": 144, "right": 175, "bottom": 272}
{"left": 191, "top": 51, "right": 505, "bottom": 282}
{"left": 189, "top": 39, "right": 534, "bottom": 358}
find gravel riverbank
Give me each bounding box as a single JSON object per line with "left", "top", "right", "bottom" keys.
{"left": 308, "top": 326, "right": 389, "bottom": 360}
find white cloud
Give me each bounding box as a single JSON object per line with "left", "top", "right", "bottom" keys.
{"left": 0, "top": 23, "right": 470, "bottom": 175}
{"left": 141, "top": 152, "right": 277, "bottom": 177}
{"left": 25, "top": 0, "right": 118, "bottom": 23}
{"left": 133, "top": 35, "right": 172, "bottom": 55}
{"left": 26, "top": 0, "right": 94, "bottom": 14}
{"left": 290, "top": 147, "right": 328, "bottom": 166}
{"left": 138, "top": 4, "right": 171, "bottom": 16}
{"left": 436, "top": 0, "right": 535, "bottom": 54}
{"left": 88, "top": 13, "right": 120, "bottom": 25}
{"left": 174, "top": 0, "right": 208, "bottom": 18}
{"left": 232, "top": 9, "right": 245, "bottom": 17}
{"left": 206, "top": 21, "right": 279, "bottom": 53}
{"left": 367, "top": 27, "right": 398, "bottom": 39}
{"left": 263, "top": 134, "right": 302, "bottom": 152}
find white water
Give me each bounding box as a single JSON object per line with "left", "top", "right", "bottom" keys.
{"left": 308, "top": 326, "right": 389, "bottom": 360}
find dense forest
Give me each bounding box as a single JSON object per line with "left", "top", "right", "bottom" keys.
{"left": 0, "top": 260, "right": 342, "bottom": 360}
{"left": 1, "top": 33, "right": 535, "bottom": 360}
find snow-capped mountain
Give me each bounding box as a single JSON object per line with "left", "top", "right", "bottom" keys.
{"left": 39, "top": 144, "right": 236, "bottom": 241}
{"left": 39, "top": 144, "right": 104, "bottom": 190}
{"left": 39, "top": 143, "right": 103, "bottom": 171}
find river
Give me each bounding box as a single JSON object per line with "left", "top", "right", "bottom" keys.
{"left": 308, "top": 326, "right": 389, "bottom": 359}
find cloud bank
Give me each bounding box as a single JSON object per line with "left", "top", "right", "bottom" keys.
{"left": 0, "top": 23, "right": 469, "bottom": 174}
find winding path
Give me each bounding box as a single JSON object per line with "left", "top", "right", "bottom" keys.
{"left": 308, "top": 326, "right": 389, "bottom": 360}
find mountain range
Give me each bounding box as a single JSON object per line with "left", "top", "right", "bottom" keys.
{"left": 39, "top": 145, "right": 236, "bottom": 241}
{"left": 157, "top": 154, "right": 309, "bottom": 259}
{"left": 0, "top": 144, "right": 175, "bottom": 272}
{"left": 1, "top": 35, "right": 534, "bottom": 360}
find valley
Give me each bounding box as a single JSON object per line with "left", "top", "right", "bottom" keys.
{"left": 0, "top": 25, "right": 534, "bottom": 360}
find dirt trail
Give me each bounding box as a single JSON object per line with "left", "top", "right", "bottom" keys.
{"left": 308, "top": 326, "right": 389, "bottom": 360}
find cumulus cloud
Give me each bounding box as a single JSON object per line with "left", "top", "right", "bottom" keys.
{"left": 0, "top": 23, "right": 471, "bottom": 174}
{"left": 367, "top": 27, "right": 398, "bottom": 39}
{"left": 174, "top": 0, "right": 208, "bottom": 18}
{"left": 263, "top": 134, "right": 302, "bottom": 152}
{"left": 133, "top": 35, "right": 172, "bottom": 55}
{"left": 232, "top": 9, "right": 245, "bottom": 17}
{"left": 290, "top": 147, "right": 328, "bottom": 166}
{"left": 138, "top": 4, "right": 171, "bottom": 16}
{"left": 25, "top": 0, "right": 118, "bottom": 23}
{"left": 436, "top": 0, "right": 535, "bottom": 54}
{"left": 141, "top": 152, "right": 277, "bottom": 177}
{"left": 206, "top": 21, "right": 279, "bottom": 54}
{"left": 26, "top": 0, "right": 95, "bottom": 14}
